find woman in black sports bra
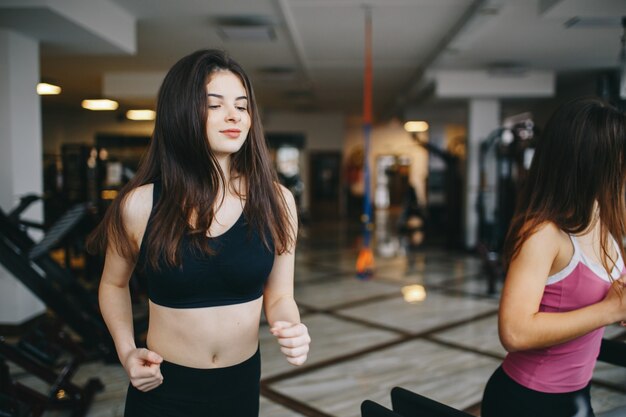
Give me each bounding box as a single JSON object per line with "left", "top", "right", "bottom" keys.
{"left": 88, "top": 49, "right": 311, "bottom": 417}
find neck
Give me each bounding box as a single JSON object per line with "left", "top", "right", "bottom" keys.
{"left": 578, "top": 201, "right": 599, "bottom": 233}
{"left": 215, "top": 154, "right": 231, "bottom": 183}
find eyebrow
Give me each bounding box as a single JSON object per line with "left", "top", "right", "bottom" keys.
{"left": 207, "top": 93, "right": 248, "bottom": 101}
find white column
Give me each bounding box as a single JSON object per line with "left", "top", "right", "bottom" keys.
{"left": 0, "top": 28, "right": 46, "bottom": 325}
{"left": 465, "top": 98, "right": 500, "bottom": 249}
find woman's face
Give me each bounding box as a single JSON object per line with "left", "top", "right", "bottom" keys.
{"left": 205, "top": 70, "right": 251, "bottom": 158}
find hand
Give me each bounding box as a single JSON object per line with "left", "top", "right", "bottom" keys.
{"left": 122, "top": 348, "right": 164, "bottom": 391}
{"left": 270, "top": 321, "right": 311, "bottom": 366}
{"left": 604, "top": 276, "right": 626, "bottom": 324}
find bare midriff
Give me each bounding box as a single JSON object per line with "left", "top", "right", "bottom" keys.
{"left": 146, "top": 296, "right": 263, "bottom": 369}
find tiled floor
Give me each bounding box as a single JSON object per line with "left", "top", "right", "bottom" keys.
{"left": 7, "top": 218, "right": 626, "bottom": 416}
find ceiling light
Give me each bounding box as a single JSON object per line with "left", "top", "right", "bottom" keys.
{"left": 214, "top": 15, "right": 276, "bottom": 42}
{"left": 81, "top": 99, "right": 119, "bottom": 111}
{"left": 126, "top": 109, "right": 156, "bottom": 121}
{"left": 404, "top": 121, "right": 429, "bottom": 133}
{"left": 37, "top": 83, "right": 61, "bottom": 95}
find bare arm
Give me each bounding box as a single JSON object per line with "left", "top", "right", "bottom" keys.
{"left": 98, "top": 184, "right": 163, "bottom": 390}
{"left": 99, "top": 246, "right": 139, "bottom": 363}
{"left": 499, "top": 222, "right": 626, "bottom": 352}
{"left": 263, "top": 185, "right": 310, "bottom": 365}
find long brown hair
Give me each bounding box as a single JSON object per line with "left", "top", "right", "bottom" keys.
{"left": 503, "top": 97, "right": 626, "bottom": 276}
{"left": 87, "top": 49, "right": 294, "bottom": 269}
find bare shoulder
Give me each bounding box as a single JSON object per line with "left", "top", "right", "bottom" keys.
{"left": 526, "top": 221, "right": 566, "bottom": 243}
{"left": 518, "top": 221, "right": 565, "bottom": 259}
{"left": 121, "top": 183, "right": 153, "bottom": 237}
{"left": 275, "top": 183, "right": 298, "bottom": 231}
{"left": 276, "top": 183, "right": 296, "bottom": 209}
{"left": 276, "top": 182, "right": 293, "bottom": 199}
{"left": 505, "top": 221, "right": 566, "bottom": 289}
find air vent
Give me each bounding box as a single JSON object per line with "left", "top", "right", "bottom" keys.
{"left": 257, "top": 66, "right": 297, "bottom": 82}
{"left": 486, "top": 62, "right": 529, "bottom": 77}
{"left": 564, "top": 16, "right": 622, "bottom": 29}
{"left": 214, "top": 15, "right": 277, "bottom": 41}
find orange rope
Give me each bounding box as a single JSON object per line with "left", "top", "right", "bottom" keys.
{"left": 363, "top": 7, "right": 373, "bottom": 124}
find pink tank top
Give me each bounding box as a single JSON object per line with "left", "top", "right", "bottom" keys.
{"left": 502, "top": 234, "right": 625, "bottom": 393}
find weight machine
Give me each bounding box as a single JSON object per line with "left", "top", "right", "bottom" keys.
{"left": 0, "top": 195, "right": 145, "bottom": 416}
{"left": 476, "top": 120, "right": 537, "bottom": 294}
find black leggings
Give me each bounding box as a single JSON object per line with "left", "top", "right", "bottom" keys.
{"left": 124, "top": 348, "right": 260, "bottom": 417}
{"left": 481, "top": 366, "right": 595, "bottom": 417}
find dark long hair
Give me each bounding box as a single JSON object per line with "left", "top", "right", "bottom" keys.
{"left": 88, "top": 49, "right": 294, "bottom": 269}
{"left": 503, "top": 97, "right": 626, "bottom": 276}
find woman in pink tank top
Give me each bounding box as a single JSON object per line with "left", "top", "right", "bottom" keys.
{"left": 481, "top": 97, "right": 626, "bottom": 417}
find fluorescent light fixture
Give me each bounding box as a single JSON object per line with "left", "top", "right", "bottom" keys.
{"left": 126, "top": 109, "right": 156, "bottom": 121}
{"left": 404, "top": 121, "right": 429, "bottom": 133}
{"left": 37, "top": 83, "right": 61, "bottom": 95}
{"left": 81, "top": 99, "right": 119, "bottom": 111}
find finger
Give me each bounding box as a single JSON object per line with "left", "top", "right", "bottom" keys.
{"left": 280, "top": 344, "right": 309, "bottom": 358}
{"left": 133, "top": 379, "right": 161, "bottom": 391}
{"left": 270, "top": 321, "right": 293, "bottom": 335}
{"left": 273, "top": 323, "right": 307, "bottom": 338}
{"left": 147, "top": 366, "right": 163, "bottom": 381}
{"left": 135, "top": 378, "right": 163, "bottom": 392}
{"left": 285, "top": 354, "right": 307, "bottom": 366}
{"left": 277, "top": 332, "right": 311, "bottom": 348}
{"left": 131, "top": 374, "right": 164, "bottom": 390}
{"left": 129, "top": 363, "right": 162, "bottom": 380}
{"left": 138, "top": 348, "right": 163, "bottom": 364}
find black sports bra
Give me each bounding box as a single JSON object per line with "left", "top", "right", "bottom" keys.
{"left": 136, "top": 181, "right": 275, "bottom": 308}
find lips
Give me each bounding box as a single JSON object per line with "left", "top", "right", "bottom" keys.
{"left": 220, "top": 129, "right": 242, "bottom": 139}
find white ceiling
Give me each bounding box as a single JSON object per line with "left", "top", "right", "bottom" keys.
{"left": 2, "top": 0, "right": 625, "bottom": 119}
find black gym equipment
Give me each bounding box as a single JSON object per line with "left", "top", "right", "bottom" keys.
{"left": 476, "top": 120, "right": 537, "bottom": 294}
{"left": 0, "top": 191, "right": 154, "bottom": 416}
{"left": 0, "top": 194, "right": 148, "bottom": 357}
{"left": 0, "top": 335, "right": 103, "bottom": 417}
{"left": 411, "top": 136, "right": 464, "bottom": 249}
{"left": 0, "top": 203, "right": 113, "bottom": 357}
{"left": 391, "top": 386, "right": 472, "bottom": 416}
{"left": 0, "top": 196, "right": 140, "bottom": 416}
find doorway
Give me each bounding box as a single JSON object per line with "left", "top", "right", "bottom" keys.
{"left": 308, "top": 151, "right": 342, "bottom": 221}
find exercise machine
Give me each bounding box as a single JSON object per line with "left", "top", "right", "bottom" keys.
{"left": 476, "top": 120, "right": 537, "bottom": 294}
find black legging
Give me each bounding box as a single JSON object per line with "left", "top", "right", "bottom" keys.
{"left": 124, "top": 348, "right": 260, "bottom": 417}
{"left": 482, "top": 366, "right": 595, "bottom": 417}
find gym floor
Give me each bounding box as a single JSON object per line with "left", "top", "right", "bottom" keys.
{"left": 13, "top": 218, "right": 626, "bottom": 417}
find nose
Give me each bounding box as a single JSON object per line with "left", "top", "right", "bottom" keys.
{"left": 225, "top": 105, "right": 241, "bottom": 122}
